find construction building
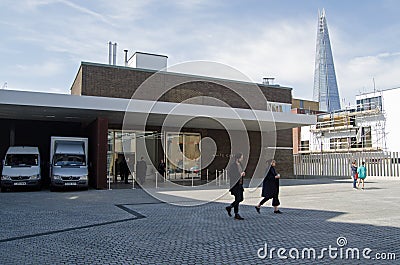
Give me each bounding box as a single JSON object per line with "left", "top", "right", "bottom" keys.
{"left": 293, "top": 87, "right": 400, "bottom": 177}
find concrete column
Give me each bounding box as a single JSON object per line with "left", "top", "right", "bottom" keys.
{"left": 87, "top": 117, "right": 108, "bottom": 189}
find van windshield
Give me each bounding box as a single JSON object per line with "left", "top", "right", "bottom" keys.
{"left": 53, "top": 154, "right": 86, "bottom": 166}
{"left": 5, "top": 154, "right": 39, "bottom": 166}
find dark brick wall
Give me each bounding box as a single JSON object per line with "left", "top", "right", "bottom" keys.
{"left": 71, "top": 63, "right": 292, "bottom": 108}
{"left": 277, "top": 129, "right": 293, "bottom": 147}
{"left": 273, "top": 149, "right": 295, "bottom": 178}
{"left": 196, "top": 128, "right": 294, "bottom": 179}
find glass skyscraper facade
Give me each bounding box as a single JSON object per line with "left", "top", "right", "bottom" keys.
{"left": 313, "top": 9, "right": 341, "bottom": 112}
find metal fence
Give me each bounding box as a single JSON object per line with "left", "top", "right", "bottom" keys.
{"left": 294, "top": 151, "right": 400, "bottom": 177}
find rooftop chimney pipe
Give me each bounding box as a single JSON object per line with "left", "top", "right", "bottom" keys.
{"left": 108, "top": 41, "right": 112, "bottom": 65}
{"left": 112, "top": 42, "right": 117, "bottom": 65}
{"left": 124, "top": 49, "right": 128, "bottom": 67}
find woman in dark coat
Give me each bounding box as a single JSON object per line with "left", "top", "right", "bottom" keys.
{"left": 225, "top": 153, "right": 245, "bottom": 220}
{"left": 255, "top": 160, "right": 282, "bottom": 214}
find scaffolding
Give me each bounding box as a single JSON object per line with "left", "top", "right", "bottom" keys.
{"left": 299, "top": 93, "right": 386, "bottom": 154}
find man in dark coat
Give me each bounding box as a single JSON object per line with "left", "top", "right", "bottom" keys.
{"left": 225, "top": 153, "right": 245, "bottom": 220}
{"left": 255, "top": 160, "right": 282, "bottom": 214}
{"left": 120, "top": 157, "right": 129, "bottom": 184}
{"left": 157, "top": 159, "right": 166, "bottom": 178}
{"left": 136, "top": 157, "right": 147, "bottom": 185}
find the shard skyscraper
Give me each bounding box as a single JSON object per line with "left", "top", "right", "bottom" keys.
{"left": 313, "top": 9, "right": 341, "bottom": 112}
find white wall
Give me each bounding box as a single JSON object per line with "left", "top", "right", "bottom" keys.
{"left": 383, "top": 89, "right": 400, "bottom": 152}
{"left": 128, "top": 52, "right": 167, "bottom": 71}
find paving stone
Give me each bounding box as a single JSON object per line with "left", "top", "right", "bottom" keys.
{"left": 0, "top": 177, "right": 399, "bottom": 264}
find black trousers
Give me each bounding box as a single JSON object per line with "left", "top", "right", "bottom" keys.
{"left": 230, "top": 193, "right": 243, "bottom": 214}
{"left": 259, "top": 195, "right": 280, "bottom": 207}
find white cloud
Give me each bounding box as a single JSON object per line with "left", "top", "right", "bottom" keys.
{"left": 1, "top": 0, "right": 400, "bottom": 104}
{"left": 336, "top": 51, "right": 400, "bottom": 105}
{"left": 15, "top": 61, "right": 64, "bottom": 77}
{"left": 58, "top": 0, "right": 114, "bottom": 26}
{"left": 163, "top": 18, "right": 316, "bottom": 97}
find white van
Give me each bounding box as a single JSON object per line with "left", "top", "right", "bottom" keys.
{"left": 50, "top": 137, "right": 89, "bottom": 191}
{"left": 1, "top": 146, "right": 41, "bottom": 192}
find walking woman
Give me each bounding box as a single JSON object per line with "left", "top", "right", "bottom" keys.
{"left": 225, "top": 153, "right": 245, "bottom": 220}
{"left": 357, "top": 161, "right": 367, "bottom": 190}
{"left": 255, "top": 160, "right": 282, "bottom": 214}
{"left": 351, "top": 160, "right": 358, "bottom": 190}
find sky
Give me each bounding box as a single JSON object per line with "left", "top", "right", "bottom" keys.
{"left": 1, "top": 0, "right": 400, "bottom": 106}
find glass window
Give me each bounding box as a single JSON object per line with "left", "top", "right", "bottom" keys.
{"left": 53, "top": 154, "right": 85, "bottom": 166}
{"left": 300, "top": 140, "right": 309, "bottom": 151}
{"left": 165, "top": 132, "right": 201, "bottom": 180}
{"left": 5, "top": 154, "right": 38, "bottom": 166}
{"left": 107, "top": 130, "right": 156, "bottom": 185}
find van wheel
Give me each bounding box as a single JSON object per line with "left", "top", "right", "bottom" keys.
{"left": 1, "top": 186, "right": 6, "bottom": 192}
{"left": 50, "top": 186, "right": 56, "bottom": 192}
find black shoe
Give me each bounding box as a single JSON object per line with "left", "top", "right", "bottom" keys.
{"left": 274, "top": 210, "right": 282, "bottom": 214}
{"left": 255, "top": 206, "right": 260, "bottom": 214}
{"left": 234, "top": 214, "right": 244, "bottom": 220}
{"left": 225, "top": 206, "right": 232, "bottom": 217}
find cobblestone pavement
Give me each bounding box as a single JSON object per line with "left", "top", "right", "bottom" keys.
{"left": 0, "top": 177, "right": 399, "bottom": 264}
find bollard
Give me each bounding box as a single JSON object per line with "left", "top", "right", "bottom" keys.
{"left": 206, "top": 169, "right": 209, "bottom": 186}
{"left": 215, "top": 169, "right": 218, "bottom": 186}
{"left": 225, "top": 169, "right": 228, "bottom": 184}
{"left": 191, "top": 173, "right": 194, "bottom": 187}
{"left": 132, "top": 172, "right": 135, "bottom": 190}
{"left": 223, "top": 169, "right": 225, "bottom": 184}
{"left": 155, "top": 171, "right": 158, "bottom": 189}
{"left": 108, "top": 175, "right": 112, "bottom": 190}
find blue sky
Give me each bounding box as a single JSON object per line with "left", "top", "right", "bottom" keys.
{"left": 1, "top": 0, "right": 399, "bottom": 105}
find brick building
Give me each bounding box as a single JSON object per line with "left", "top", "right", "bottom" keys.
{"left": 0, "top": 59, "right": 316, "bottom": 189}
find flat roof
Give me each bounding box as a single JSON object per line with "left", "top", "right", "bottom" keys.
{"left": 131, "top": 51, "right": 168, "bottom": 58}
{"left": 357, "top": 86, "right": 400, "bottom": 97}
{"left": 78, "top": 61, "right": 293, "bottom": 91}
{"left": 0, "top": 89, "right": 315, "bottom": 131}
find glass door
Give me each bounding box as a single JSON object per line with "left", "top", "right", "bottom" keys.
{"left": 165, "top": 133, "right": 182, "bottom": 180}
{"left": 107, "top": 130, "right": 157, "bottom": 187}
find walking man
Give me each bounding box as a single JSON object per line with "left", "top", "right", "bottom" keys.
{"left": 136, "top": 157, "right": 147, "bottom": 185}
{"left": 255, "top": 160, "right": 282, "bottom": 214}
{"left": 225, "top": 153, "right": 245, "bottom": 220}
{"left": 157, "top": 159, "right": 166, "bottom": 178}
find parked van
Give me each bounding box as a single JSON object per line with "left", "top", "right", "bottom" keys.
{"left": 1, "top": 146, "right": 41, "bottom": 192}
{"left": 50, "top": 137, "right": 89, "bottom": 191}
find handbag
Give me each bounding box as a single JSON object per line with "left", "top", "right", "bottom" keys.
{"left": 354, "top": 173, "right": 358, "bottom": 180}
